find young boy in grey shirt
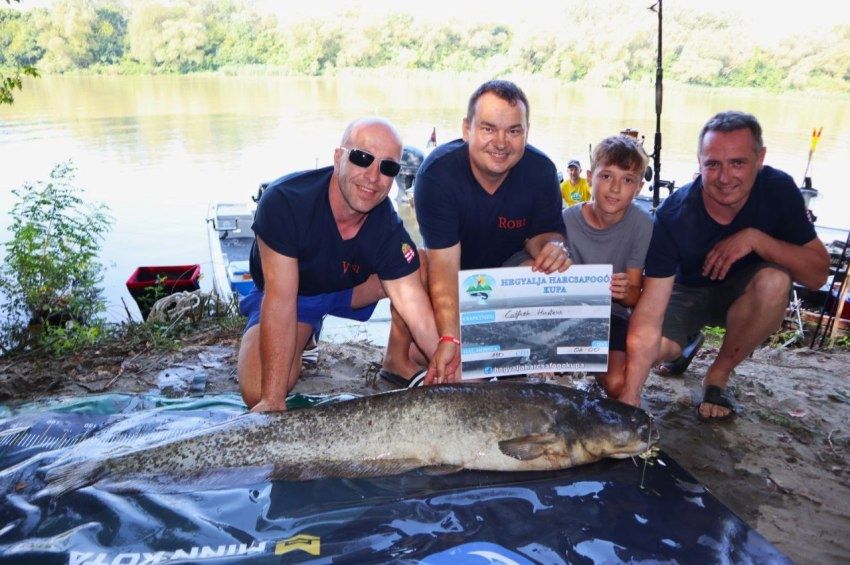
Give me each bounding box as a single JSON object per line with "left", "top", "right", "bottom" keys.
{"left": 562, "top": 135, "right": 652, "bottom": 398}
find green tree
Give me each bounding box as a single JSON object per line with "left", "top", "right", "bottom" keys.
{"left": 665, "top": 10, "right": 749, "bottom": 88}
{"left": 0, "top": 162, "right": 113, "bottom": 353}
{"left": 415, "top": 24, "right": 465, "bottom": 71}
{"left": 427, "top": 22, "right": 507, "bottom": 73}
{"left": 511, "top": 33, "right": 558, "bottom": 76}
{"left": 0, "top": 0, "right": 39, "bottom": 105}
{"left": 777, "top": 25, "right": 850, "bottom": 91}
{"left": 3, "top": 0, "right": 850, "bottom": 92}
{"left": 0, "top": 9, "right": 43, "bottom": 66}
{"left": 336, "top": 17, "right": 393, "bottom": 69}
{"left": 279, "top": 17, "right": 342, "bottom": 75}
{"left": 199, "top": 0, "right": 280, "bottom": 68}
{"left": 34, "top": 0, "right": 101, "bottom": 72}
{"left": 127, "top": 0, "right": 206, "bottom": 72}
{"left": 91, "top": 4, "right": 127, "bottom": 65}
{"left": 726, "top": 47, "right": 785, "bottom": 90}
{"left": 32, "top": 0, "right": 127, "bottom": 71}
{"left": 469, "top": 24, "right": 511, "bottom": 61}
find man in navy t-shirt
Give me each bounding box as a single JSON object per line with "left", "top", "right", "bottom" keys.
{"left": 237, "top": 117, "right": 456, "bottom": 412}
{"left": 382, "top": 80, "right": 571, "bottom": 384}
{"left": 620, "top": 111, "right": 829, "bottom": 421}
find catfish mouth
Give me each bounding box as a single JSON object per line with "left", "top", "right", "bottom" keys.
{"left": 639, "top": 422, "right": 661, "bottom": 446}
{"left": 579, "top": 424, "right": 660, "bottom": 460}
{"left": 625, "top": 422, "right": 660, "bottom": 457}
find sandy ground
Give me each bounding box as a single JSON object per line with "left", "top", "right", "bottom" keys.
{"left": 1, "top": 332, "right": 849, "bottom": 563}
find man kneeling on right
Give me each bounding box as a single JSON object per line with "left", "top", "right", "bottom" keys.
{"left": 620, "top": 110, "right": 829, "bottom": 422}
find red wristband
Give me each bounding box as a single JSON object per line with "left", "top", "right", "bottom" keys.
{"left": 439, "top": 335, "right": 461, "bottom": 345}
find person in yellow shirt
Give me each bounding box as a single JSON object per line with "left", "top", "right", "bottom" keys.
{"left": 560, "top": 159, "right": 591, "bottom": 206}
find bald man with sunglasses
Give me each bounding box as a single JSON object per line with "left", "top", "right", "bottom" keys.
{"left": 237, "top": 117, "right": 456, "bottom": 412}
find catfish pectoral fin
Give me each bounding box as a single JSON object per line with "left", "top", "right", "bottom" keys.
{"left": 271, "top": 458, "right": 425, "bottom": 481}
{"left": 420, "top": 464, "right": 464, "bottom": 476}
{"left": 498, "top": 433, "right": 563, "bottom": 461}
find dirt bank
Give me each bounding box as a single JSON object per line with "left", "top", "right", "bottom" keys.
{"left": 1, "top": 331, "right": 848, "bottom": 563}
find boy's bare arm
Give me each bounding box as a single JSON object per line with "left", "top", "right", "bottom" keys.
{"left": 612, "top": 267, "right": 644, "bottom": 307}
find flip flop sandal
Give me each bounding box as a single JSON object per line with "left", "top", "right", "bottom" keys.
{"left": 378, "top": 368, "right": 427, "bottom": 389}
{"left": 697, "top": 384, "right": 737, "bottom": 422}
{"left": 301, "top": 321, "right": 323, "bottom": 365}
{"left": 406, "top": 369, "right": 427, "bottom": 388}
{"left": 658, "top": 331, "right": 705, "bottom": 376}
{"left": 301, "top": 342, "right": 319, "bottom": 365}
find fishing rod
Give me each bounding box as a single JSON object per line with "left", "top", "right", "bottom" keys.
{"left": 802, "top": 127, "right": 823, "bottom": 182}
{"left": 799, "top": 125, "right": 850, "bottom": 349}
{"left": 811, "top": 230, "right": 849, "bottom": 348}
{"left": 649, "top": 0, "right": 663, "bottom": 210}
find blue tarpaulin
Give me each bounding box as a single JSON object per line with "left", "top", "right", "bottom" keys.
{"left": 0, "top": 393, "right": 789, "bottom": 564}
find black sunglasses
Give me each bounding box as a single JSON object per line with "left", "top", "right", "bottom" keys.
{"left": 343, "top": 147, "right": 401, "bottom": 177}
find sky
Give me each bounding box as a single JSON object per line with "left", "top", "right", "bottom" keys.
{"left": 255, "top": 0, "right": 848, "bottom": 45}
{"left": 13, "top": 0, "right": 849, "bottom": 44}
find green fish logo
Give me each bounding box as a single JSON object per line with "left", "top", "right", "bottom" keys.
{"left": 462, "top": 274, "right": 495, "bottom": 304}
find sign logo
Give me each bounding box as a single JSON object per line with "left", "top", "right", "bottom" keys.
{"left": 275, "top": 534, "right": 321, "bottom": 556}
{"left": 462, "top": 274, "right": 495, "bottom": 304}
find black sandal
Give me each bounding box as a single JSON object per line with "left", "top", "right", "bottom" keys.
{"left": 378, "top": 368, "right": 427, "bottom": 389}
{"left": 697, "top": 384, "right": 736, "bottom": 422}
{"left": 658, "top": 331, "right": 705, "bottom": 376}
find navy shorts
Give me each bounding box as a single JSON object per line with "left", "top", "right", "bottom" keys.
{"left": 239, "top": 285, "right": 378, "bottom": 336}
{"left": 609, "top": 314, "right": 628, "bottom": 352}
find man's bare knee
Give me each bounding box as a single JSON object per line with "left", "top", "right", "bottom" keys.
{"left": 237, "top": 326, "right": 261, "bottom": 408}
{"left": 747, "top": 267, "right": 792, "bottom": 304}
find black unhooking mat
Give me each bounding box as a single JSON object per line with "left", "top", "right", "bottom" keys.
{"left": 0, "top": 393, "right": 789, "bottom": 564}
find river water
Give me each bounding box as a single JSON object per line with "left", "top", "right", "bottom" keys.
{"left": 2, "top": 74, "right": 848, "bottom": 322}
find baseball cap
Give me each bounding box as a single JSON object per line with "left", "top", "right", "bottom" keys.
{"left": 567, "top": 159, "right": 581, "bottom": 169}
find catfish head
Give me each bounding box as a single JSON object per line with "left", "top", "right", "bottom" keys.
{"left": 495, "top": 384, "right": 659, "bottom": 469}
{"left": 571, "top": 396, "right": 659, "bottom": 460}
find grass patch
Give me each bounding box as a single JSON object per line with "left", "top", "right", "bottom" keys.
{"left": 1, "top": 293, "right": 243, "bottom": 362}
{"left": 703, "top": 326, "right": 725, "bottom": 347}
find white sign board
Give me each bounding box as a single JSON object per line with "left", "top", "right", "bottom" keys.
{"left": 458, "top": 265, "right": 612, "bottom": 379}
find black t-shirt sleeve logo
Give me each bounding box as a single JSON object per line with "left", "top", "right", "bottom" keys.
{"left": 401, "top": 243, "right": 416, "bottom": 263}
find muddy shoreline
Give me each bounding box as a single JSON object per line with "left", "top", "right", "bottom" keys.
{"left": 1, "top": 330, "right": 848, "bottom": 563}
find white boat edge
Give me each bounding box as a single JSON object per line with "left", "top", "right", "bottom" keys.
{"left": 205, "top": 201, "right": 256, "bottom": 307}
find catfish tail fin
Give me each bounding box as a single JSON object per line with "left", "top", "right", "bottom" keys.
{"left": 35, "top": 460, "right": 105, "bottom": 499}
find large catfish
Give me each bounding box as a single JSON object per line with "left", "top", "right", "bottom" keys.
{"left": 40, "top": 382, "right": 658, "bottom": 496}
